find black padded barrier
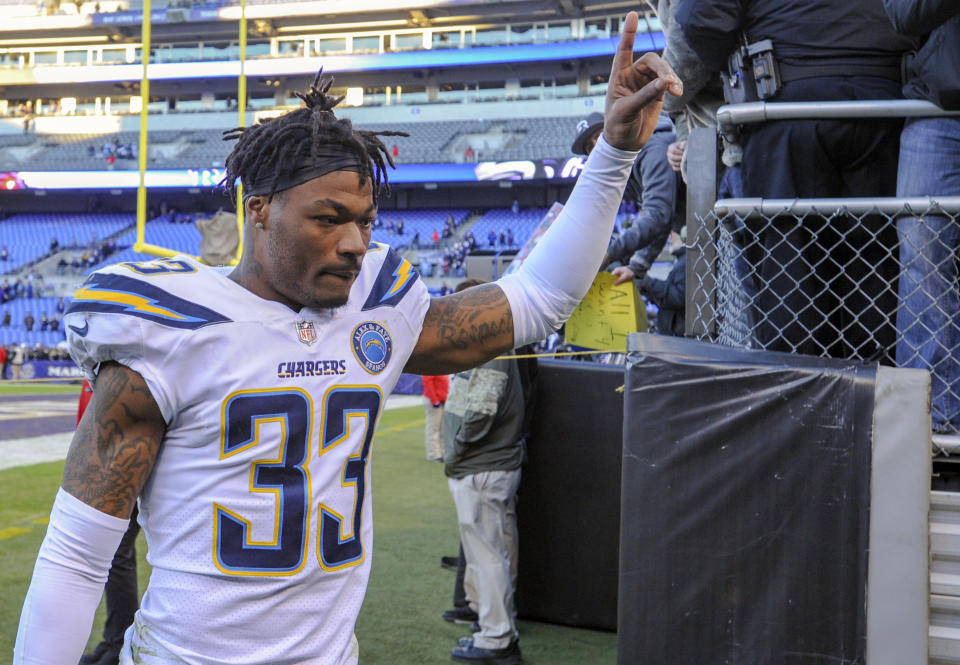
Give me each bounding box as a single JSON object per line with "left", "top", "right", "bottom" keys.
{"left": 619, "top": 334, "right": 876, "bottom": 665}
{"left": 517, "top": 359, "right": 624, "bottom": 631}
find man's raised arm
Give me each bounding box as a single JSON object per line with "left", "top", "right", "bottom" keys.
{"left": 405, "top": 11, "right": 682, "bottom": 375}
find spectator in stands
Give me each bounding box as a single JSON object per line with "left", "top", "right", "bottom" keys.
{"left": 422, "top": 374, "right": 450, "bottom": 462}
{"left": 24, "top": 311, "right": 34, "bottom": 331}
{"left": 882, "top": 0, "right": 960, "bottom": 434}
{"left": 615, "top": 230, "right": 687, "bottom": 336}
{"left": 2, "top": 309, "right": 10, "bottom": 327}
{"left": 575, "top": 111, "right": 678, "bottom": 283}
{"left": 676, "top": 0, "right": 916, "bottom": 360}
{"left": 391, "top": 144, "right": 399, "bottom": 159}
{"left": 510, "top": 200, "right": 519, "bottom": 215}
{"left": 498, "top": 231, "right": 506, "bottom": 246}
{"left": 9, "top": 344, "right": 24, "bottom": 380}
{"left": 411, "top": 230, "right": 421, "bottom": 249}
{"left": 464, "top": 145, "right": 475, "bottom": 162}
{"left": 50, "top": 236, "right": 59, "bottom": 252}
{"left": 657, "top": 0, "right": 742, "bottom": 186}
{"left": 506, "top": 229, "right": 515, "bottom": 247}
{"left": 0, "top": 245, "right": 8, "bottom": 261}
{"left": 443, "top": 279, "right": 527, "bottom": 665}
{"left": 396, "top": 218, "right": 404, "bottom": 236}
{"left": 56, "top": 296, "right": 66, "bottom": 315}
{"left": 50, "top": 315, "right": 59, "bottom": 332}
{"left": 432, "top": 229, "right": 441, "bottom": 245}
{"left": 487, "top": 229, "right": 497, "bottom": 247}
{"left": 0, "top": 344, "right": 6, "bottom": 380}
{"left": 40, "top": 312, "right": 50, "bottom": 331}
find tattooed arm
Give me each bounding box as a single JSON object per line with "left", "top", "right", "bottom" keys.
{"left": 405, "top": 283, "right": 514, "bottom": 375}
{"left": 63, "top": 361, "right": 166, "bottom": 517}
{"left": 14, "top": 362, "right": 165, "bottom": 665}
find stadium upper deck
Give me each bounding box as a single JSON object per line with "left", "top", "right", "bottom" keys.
{"left": 0, "top": 0, "right": 662, "bottom": 112}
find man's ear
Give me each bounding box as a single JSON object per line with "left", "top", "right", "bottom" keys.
{"left": 244, "top": 195, "right": 269, "bottom": 227}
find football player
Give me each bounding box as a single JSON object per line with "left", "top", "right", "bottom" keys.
{"left": 14, "top": 12, "right": 680, "bottom": 665}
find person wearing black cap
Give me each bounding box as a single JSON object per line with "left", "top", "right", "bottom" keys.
{"left": 572, "top": 110, "right": 680, "bottom": 283}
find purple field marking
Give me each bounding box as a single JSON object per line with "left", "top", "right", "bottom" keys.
{"left": 0, "top": 393, "right": 79, "bottom": 441}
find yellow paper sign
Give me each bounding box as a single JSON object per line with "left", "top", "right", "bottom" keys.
{"left": 564, "top": 271, "right": 647, "bottom": 352}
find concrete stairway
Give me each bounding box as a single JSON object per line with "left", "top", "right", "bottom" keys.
{"left": 931, "top": 491, "right": 960, "bottom": 664}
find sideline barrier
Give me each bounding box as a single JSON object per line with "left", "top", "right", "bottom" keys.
{"left": 620, "top": 333, "right": 929, "bottom": 665}
{"left": 2, "top": 360, "right": 85, "bottom": 381}
{"left": 517, "top": 359, "right": 624, "bottom": 631}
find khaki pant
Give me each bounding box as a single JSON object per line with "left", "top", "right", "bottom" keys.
{"left": 448, "top": 468, "right": 521, "bottom": 650}
{"left": 424, "top": 399, "right": 445, "bottom": 461}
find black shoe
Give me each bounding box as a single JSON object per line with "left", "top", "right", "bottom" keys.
{"left": 451, "top": 639, "right": 522, "bottom": 664}
{"left": 469, "top": 621, "right": 480, "bottom": 633}
{"left": 442, "top": 606, "right": 479, "bottom": 624}
{"left": 441, "top": 555, "right": 459, "bottom": 570}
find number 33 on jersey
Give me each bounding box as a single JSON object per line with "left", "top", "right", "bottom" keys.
{"left": 62, "top": 246, "right": 429, "bottom": 665}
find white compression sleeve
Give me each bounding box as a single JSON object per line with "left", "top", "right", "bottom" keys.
{"left": 496, "top": 134, "right": 639, "bottom": 346}
{"left": 14, "top": 488, "right": 130, "bottom": 665}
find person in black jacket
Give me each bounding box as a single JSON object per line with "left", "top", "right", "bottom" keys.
{"left": 675, "top": 0, "right": 916, "bottom": 360}
{"left": 883, "top": 0, "right": 960, "bottom": 434}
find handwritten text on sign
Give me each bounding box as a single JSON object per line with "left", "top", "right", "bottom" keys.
{"left": 565, "top": 271, "right": 646, "bottom": 352}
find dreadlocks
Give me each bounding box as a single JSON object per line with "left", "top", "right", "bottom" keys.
{"left": 221, "top": 70, "right": 408, "bottom": 205}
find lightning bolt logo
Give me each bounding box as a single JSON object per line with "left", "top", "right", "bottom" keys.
{"left": 73, "top": 285, "right": 204, "bottom": 323}
{"left": 382, "top": 260, "right": 414, "bottom": 302}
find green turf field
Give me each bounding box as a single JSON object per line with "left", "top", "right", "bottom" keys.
{"left": 0, "top": 404, "right": 616, "bottom": 664}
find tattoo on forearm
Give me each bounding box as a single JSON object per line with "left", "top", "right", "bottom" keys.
{"left": 426, "top": 284, "right": 512, "bottom": 351}
{"left": 62, "top": 363, "right": 165, "bottom": 518}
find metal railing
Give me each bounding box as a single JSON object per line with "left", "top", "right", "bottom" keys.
{"left": 685, "top": 100, "right": 960, "bottom": 445}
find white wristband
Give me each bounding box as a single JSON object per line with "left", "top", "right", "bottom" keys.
{"left": 14, "top": 488, "right": 130, "bottom": 665}
{"left": 497, "top": 134, "right": 639, "bottom": 346}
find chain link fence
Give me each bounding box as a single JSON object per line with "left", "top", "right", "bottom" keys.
{"left": 683, "top": 103, "right": 960, "bottom": 441}
{"left": 690, "top": 198, "right": 960, "bottom": 437}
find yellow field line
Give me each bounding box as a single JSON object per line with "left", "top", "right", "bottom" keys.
{"left": 378, "top": 419, "right": 426, "bottom": 434}
{"left": 0, "top": 513, "right": 50, "bottom": 542}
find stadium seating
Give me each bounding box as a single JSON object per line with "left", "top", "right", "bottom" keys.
{"left": 469, "top": 207, "right": 549, "bottom": 250}
{"left": 0, "top": 116, "right": 584, "bottom": 171}
{"left": 372, "top": 209, "right": 470, "bottom": 250}
{"left": 0, "top": 213, "right": 133, "bottom": 272}
{"left": 87, "top": 215, "right": 202, "bottom": 270}
{"left": 0, "top": 296, "right": 68, "bottom": 347}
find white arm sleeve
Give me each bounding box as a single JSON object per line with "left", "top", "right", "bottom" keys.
{"left": 14, "top": 488, "right": 130, "bottom": 665}
{"left": 496, "top": 135, "right": 639, "bottom": 347}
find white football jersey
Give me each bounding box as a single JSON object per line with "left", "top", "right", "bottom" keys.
{"left": 63, "top": 245, "right": 430, "bottom": 665}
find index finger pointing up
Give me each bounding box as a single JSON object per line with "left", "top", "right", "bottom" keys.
{"left": 610, "top": 11, "right": 639, "bottom": 76}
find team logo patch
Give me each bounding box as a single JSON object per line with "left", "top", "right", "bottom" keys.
{"left": 351, "top": 321, "right": 393, "bottom": 374}
{"left": 296, "top": 320, "right": 318, "bottom": 346}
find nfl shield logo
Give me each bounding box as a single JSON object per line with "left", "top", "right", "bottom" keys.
{"left": 296, "top": 320, "right": 317, "bottom": 346}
